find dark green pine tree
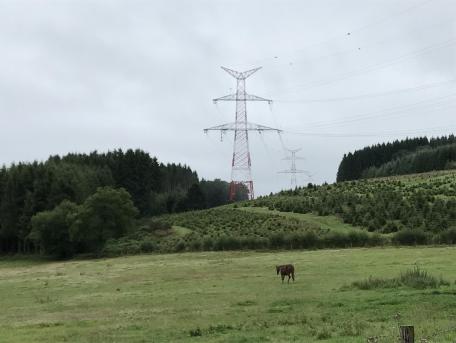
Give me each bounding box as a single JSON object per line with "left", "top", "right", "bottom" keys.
{"left": 185, "top": 184, "right": 206, "bottom": 210}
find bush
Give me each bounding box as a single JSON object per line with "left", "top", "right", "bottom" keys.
{"left": 400, "top": 266, "right": 449, "bottom": 289}
{"left": 29, "top": 200, "right": 80, "bottom": 259}
{"left": 367, "top": 232, "right": 387, "bottom": 246}
{"left": 101, "top": 244, "right": 122, "bottom": 257}
{"left": 71, "top": 187, "right": 139, "bottom": 252}
{"left": 283, "top": 232, "right": 319, "bottom": 249}
{"left": 352, "top": 276, "right": 400, "bottom": 290}
{"left": 102, "top": 239, "right": 142, "bottom": 256}
{"left": 188, "top": 239, "right": 202, "bottom": 251}
{"left": 174, "top": 240, "right": 186, "bottom": 252}
{"left": 351, "top": 266, "right": 449, "bottom": 290}
{"left": 189, "top": 328, "right": 202, "bottom": 337}
{"left": 393, "top": 229, "right": 429, "bottom": 245}
{"left": 240, "top": 237, "right": 268, "bottom": 249}
{"left": 347, "top": 231, "right": 369, "bottom": 247}
{"left": 203, "top": 237, "right": 214, "bottom": 250}
{"left": 269, "top": 232, "right": 285, "bottom": 248}
{"left": 300, "top": 232, "right": 319, "bottom": 248}
{"left": 323, "top": 232, "right": 351, "bottom": 248}
{"left": 140, "top": 239, "right": 157, "bottom": 253}
{"left": 214, "top": 236, "right": 241, "bottom": 251}
{"left": 438, "top": 228, "right": 456, "bottom": 244}
{"left": 148, "top": 220, "right": 171, "bottom": 232}
{"left": 381, "top": 220, "right": 401, "bottom": 233}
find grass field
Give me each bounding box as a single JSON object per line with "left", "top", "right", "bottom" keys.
{"left": 2, "top": 247, "right": 456, "bottom": 342}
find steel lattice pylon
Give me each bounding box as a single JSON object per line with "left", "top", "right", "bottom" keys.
{"left": 278, "top": 148, "right": 312, "bottom": 189}
{"left": 204, "top": 67, "right": 281, "bottom": 201}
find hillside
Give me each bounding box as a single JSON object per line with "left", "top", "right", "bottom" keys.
{"left": 253, "top": 170, "right": 456, "bottom": 237}
{"left": 6, "top": 153, "right": 456, "bottom": 258}
{"left": 107, "top": 170, "right": 456, "bottom": 255}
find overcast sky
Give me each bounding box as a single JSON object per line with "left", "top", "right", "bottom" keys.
{"left": 0, "top": 0, "right": 455, "bottom": 195}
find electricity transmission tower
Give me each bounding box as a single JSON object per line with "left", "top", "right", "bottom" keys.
{"left": 204, "top": 66, "right": 281, "bottom": 201}
{"left": 278, "top": 148, "right": 311, "bottom": 188}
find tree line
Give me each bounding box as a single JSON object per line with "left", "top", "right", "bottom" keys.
{"left": 362, "top": 143, "right": 456, "bottom": 178}
{"left": 0, "top": 149, "right": 242, "bottom": 255}
{"left": 337, "top": 135, "right": 456, "bottom": 182}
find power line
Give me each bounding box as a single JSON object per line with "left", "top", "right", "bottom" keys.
{"left": 248, "top": 0, "right": 435, "bottom": 68}
{"left": 275, "top": 79, "right": 456, "bottom": 104}
{"left": 307, "top": 99, "right": 456, "bottom": 131}
{"left": 348, "top": 0, "right": 435, "bottom": 37}
{"left": 276, "top": 37, "right": 456, "bottom": 95}
{"left": 299, "top": 92, "right": 456, "bottom": 130}
{"left": 284, "top": 124, "right": 456, "bottom": 138}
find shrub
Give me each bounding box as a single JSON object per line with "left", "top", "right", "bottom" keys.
{"left": 347, "top": 231, "right": 369, "bottom": 247}
{"left": 188, "top": 239, "right": 202, "bottom": 251}
{"left": 381, "top": 220, "right": 400, "bottom": 233}
{"left": 283, "top": 232, "right": 319, "bottom": 249}
{"left": 148, "top": 220, "right": 171, "bottom": 231}
{"left": 102, "top": 239, "right": 142, "bottom": 256}
{"left": 400, "top": 266, "right": 449, "bottom": 289}
{"left": 140, "top": 239, "right": 157, "bottom": 253}
{"left": 202, "top": 237, "right": 214, "bottom": 250}
{"left": 214, "top": 236, "right": 241, "bottom": 251}
{"left": 352, "top": 276, "right": 401, "bottom": 290}
{"left": 301, "top": 232, "right": 319, "bottom": 248}
{"left": 393, "top": 229, "right": 429, "bottom": 245}
{"left": 189, "top": 328, "right": 202, "bottom": 337}
{"left": 438, "top": 228, "right": 456, "bottom": 244}
{"left": 367, "top": 232, "right": 387, "bottom": 246}
{"left": 29, "top": 200, "right": 80, "bottom": 259}
{"left": 240, "top": 237, "right": 268, "bottom": 250}
{"left": 283, "top": 234, "right": 301, "bottom": 249}
{"left": 71, "top": 187, "right": 139, "bottom": 252}
{"left": 269, "top": 232, "right": 285, "bottom": 248}
{"left": 101, "top": 244, "right": 122, "bottom": 257}
{"left": 351, "top": 266, "right": 449, "bottom": 290}
{"left": 323, "top": 232, "right": 351, "bottom": 248}
{"left": 174, "top": 240, "right": 186, "bottom": 252}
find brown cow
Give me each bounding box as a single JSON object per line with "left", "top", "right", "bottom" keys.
{"left": 276, "top": 264, "right": 295, "bottom": 283}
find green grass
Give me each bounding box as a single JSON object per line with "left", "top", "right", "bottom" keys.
{"left": 238, "top": 206, "right": 365, "bottom": 234}
{"left": 172, "top": 225, "right": 192, "bottom": 236}
{"left": 2, "top": 247, "right": 456, "bottom": 342}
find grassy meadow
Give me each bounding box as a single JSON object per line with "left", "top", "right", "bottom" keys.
{"left": 2, "top": 247, "right": 456, "bottom": 342}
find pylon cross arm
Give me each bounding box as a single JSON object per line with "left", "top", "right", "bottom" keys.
{"left": 204, "top": 122, "right": 281, "bottom": 133}
{"left": 221, "top": 66, "right": 262, "bottom": 80}
{"left": 283, "top": 156, "right": 306, "bottom": 160}
{"left": 213, "top": 93, "right": 272, "bottom": 104}
{"left": 278, "top": 170, "right": 311, "bottom": 174}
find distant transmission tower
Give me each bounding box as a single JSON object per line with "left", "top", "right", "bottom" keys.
{"left": 204, "top": 67, "right": 281, "bottom": 201}
{"left": 278, "top": 148, "right": 310, "bottom": 188}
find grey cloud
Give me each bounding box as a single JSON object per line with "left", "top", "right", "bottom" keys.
{"left": 0, "top": 0, "right": 455, "bottom": 195}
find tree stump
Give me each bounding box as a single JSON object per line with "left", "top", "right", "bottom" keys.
{"left": 400, "top": 325, "right": 414, "bottom": 343}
